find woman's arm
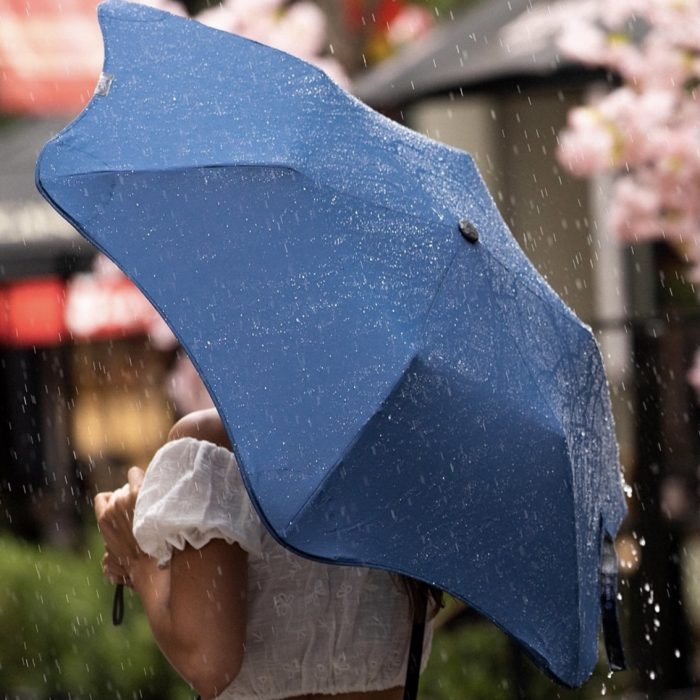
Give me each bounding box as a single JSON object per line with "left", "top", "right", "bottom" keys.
{"left": 128, "top": 537, "right": 247, "bottom": 699}
{"left": 96, "top": 410, "right": 247, "bottom": 699}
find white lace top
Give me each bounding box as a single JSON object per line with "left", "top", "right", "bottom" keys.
{"left": 133, "top": 438, "right": 432, "bottom": 700}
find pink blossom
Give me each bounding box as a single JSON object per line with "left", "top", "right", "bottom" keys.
{"left": 309, "top": 56, "right": 352, "bottom": 90}
{"left": 600, "top": 0, "right": 650, "bottom": 28}
{"left": 609, "top": 173, "right": 699, "bottom": 244}
{"left": 633, "top": 34, "right": 695, "bottom": 89}
{"left": 607, "top": 176, "right": 663, "bottom": 243}
{"left": 136, "top": 0, "right": 187, "bottom": 17}
{"left": 665, "top": 21, "right": 700, "bottom": 52}
{"left": 645, "top": 0, "right": 700, "bottom": 48}
{"left": 267, "top": 2, "right": 327, "bottom": 59}
{"left": 558, "top": 21, "right": 646, "bottom": 80}
{"left": 686, "top": 349, "right": 700, "bottom": 397}
{"left": 558, "top": 21, "right": 609, "bottom": 65}
{"left": 557, "top": 107, "right": 618, "bottom": 176}
{"left": 387, "top": 6, "right": 434, "bottom": 47}
{"left": 651, "top": 126, "right": 700, "bottom": 182}
{"left": 605, "top": 36, "right": 646, "bottom": 81}
{"left": 595, "top": 88, "right": 678, "bottom": 165}
{"left": 194, "top": 5, "right": 238, "bottom": 33}
{"left": 557, "top": 0, "right": 700, "bottom": 284}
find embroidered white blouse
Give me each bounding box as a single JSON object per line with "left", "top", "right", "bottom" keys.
{"left": 133, "top": 437, "right": 433, "bottom": 700}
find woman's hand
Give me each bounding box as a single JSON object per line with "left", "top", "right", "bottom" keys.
{"left": 102, "top": 549, "right": 133, "bottom": 587}
{"left": 94, "top": 467, "right": 146, "bottom": 582}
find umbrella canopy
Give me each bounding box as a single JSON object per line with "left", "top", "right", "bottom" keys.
{"left": 37, "top": 0, "right": 626, "bottom": 687}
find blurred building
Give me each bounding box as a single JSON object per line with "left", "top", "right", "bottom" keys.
{"left": 0, "top": 116, "right": 174, "bottom": 544}
{"left": 0, "top": 0, "right": 175, "bottom": 542}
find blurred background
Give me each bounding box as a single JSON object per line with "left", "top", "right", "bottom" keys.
{"left": 1, "top": 0, "right": 699, "bottom": 698}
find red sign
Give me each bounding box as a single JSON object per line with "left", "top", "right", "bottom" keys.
{"left": 0, "top": 277, "right": 67, "bottom": 347}
{"left": 64, "top": 272, "right": 161, "bottom": 341}
{"left": 0, "top": 0, "right": 102, "bottom": 115}
{"left": 0, "top": 274, "right": 162, "bottom": 346}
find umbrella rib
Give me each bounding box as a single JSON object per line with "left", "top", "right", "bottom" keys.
{"left": 280, "top": 351, "right": 419, "bottom": 539}
{"left": 477, "top": 242, "right": 589, "bottom": 673}
{"left": 479, "top": 237, "right": 581, "bottom": 327}
{"left": 281, "top": 234, "right": 463, "bottom": 536}
{"left": 48, "top": 162, "right": 298, "bottom": 179}
{"left": 51, "top": 161, "right": 460, "bottom": 234}
{"left": 417, "top": 243, "right": 462, "bottom": 343}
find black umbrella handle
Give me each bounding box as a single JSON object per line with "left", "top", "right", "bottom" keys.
{"left": 403, "top": 619, "right": 425, "bottom": 700}
{"left": 112, "top": 583, "right": 124, "bottom": 626}
{"left": 601, "top": 534, "right": 626, "bottom": 671}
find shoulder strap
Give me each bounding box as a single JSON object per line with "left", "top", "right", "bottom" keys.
{"left": 403, "top": 618, "right": 426, "bottom": 700}
{"left": 601, "top": 533, "right": 626, "bottom": 671}
{"left": 112, "top": 583, "right": 124, "bottom": 626}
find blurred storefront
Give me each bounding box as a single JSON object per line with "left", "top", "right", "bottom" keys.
{"left": 0, "top": 0, "right": 181, "bottom": 545}
{"left": 0, "top": 0, "right": 102, "bottom": 115}
{"left": 0, "top": 117, "right": 173, "bottom": 543}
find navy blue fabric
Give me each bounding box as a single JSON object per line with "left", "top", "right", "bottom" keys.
{"left": 37, "top": 0, "right": 626, "bottom": 686}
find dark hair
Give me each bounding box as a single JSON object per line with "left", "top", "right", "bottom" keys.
{"left": 400, "top": 576, "right": 444, "bottom": 623}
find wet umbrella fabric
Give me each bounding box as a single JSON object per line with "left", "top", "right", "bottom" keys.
{"left": 37, "top": 0, "right": 626, "bottom": 688}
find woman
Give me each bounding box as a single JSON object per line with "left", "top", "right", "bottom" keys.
{"left": 95, "top": 408, "right": 439, "bottom": 700}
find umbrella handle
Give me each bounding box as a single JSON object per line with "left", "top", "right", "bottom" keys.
{"left": 112, "top": 583, "right": 124, "bottom": 626}
{"left": 403, "top": 619, "right": 425, "bottom": 700}
{"left": 601, "top": 534, "right": 626, "bottom": 672}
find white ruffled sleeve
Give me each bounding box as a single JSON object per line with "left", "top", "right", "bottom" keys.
{"left": 133, "top": 437, "right": 264, "bottom": 567}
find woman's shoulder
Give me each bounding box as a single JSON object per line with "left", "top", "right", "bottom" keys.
{"left": 135, "top": 437, "right": 265, "bottom": 563}
{"left": 168, "top": 408, "right": 232, "bottom": 449}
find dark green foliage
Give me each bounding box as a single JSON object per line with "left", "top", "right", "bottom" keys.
{"left": 420, "top": 599, "right": 633, "bottom": 700}
{"left": 420, "top": 620, "right": 515, "bottom": 700}
{"left": 0, "top": 534, "right": 190, "bottom": 700}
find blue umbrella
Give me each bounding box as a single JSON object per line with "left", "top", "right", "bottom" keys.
{"left": 37, "top": 0, "right": 627, "bottom": 689}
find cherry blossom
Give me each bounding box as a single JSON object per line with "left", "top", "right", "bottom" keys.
{"left": 557, "top": 2, "right": 700, "bottom": 391}
{"left": 557, "top": 1, "right": 700, "bottom": 280}
{"left": 267, "top": 2, "right": 328, "bottom": 59}
{"left": 137, "top": 0, "right": 188, "bottom": 16}
{"left": 557, "top": 107, "right": 619, "bottom": 176}
{"left": 386, "top": 6, "right": 434, "bottom": 48}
